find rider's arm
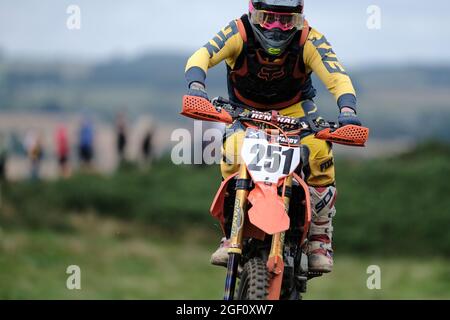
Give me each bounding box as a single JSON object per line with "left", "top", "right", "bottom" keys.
{"left": 185, "top": 20, "right": 244, "bottom": 87}
{"left": 304, "top": 28, "right": 357, "bottom": 111}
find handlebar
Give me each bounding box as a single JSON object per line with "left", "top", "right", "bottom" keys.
{"left": 181, "top": 95, "right": 370, "bottom": 147}
{"left": 210, "top": 96, "right": 337, "bottom": 134}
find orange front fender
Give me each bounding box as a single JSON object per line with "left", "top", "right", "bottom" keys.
{"left": 247, "top": 182, "right": 290, "bottom": 235}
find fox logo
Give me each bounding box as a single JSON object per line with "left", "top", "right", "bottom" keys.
{"left": 258, "top": 66, "right": 286, "bottom": 81}
{"left": 320, "top": 159, "right": 334, "bottom": 172}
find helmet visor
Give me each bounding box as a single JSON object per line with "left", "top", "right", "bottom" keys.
{"left": 250, "top": 8, "right": 304, "bottom": 31}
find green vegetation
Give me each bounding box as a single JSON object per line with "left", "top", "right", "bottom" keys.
{"left": 335, "top": 142, "right": 450, "bottom": 257}
{"left": 2, "top": 142, "right": 450, "bottom": 257}
{"left": 1, "top": 162, "right": 221, "bottom": 230}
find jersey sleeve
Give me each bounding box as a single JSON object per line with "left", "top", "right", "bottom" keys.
{"left": 185, "top": 20, "right": 244, "bottom": 86}
{"left": 303, "top": 28, "right": 357, "bottom": 110}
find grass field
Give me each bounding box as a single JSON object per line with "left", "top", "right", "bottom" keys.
{"left": 1, "top": 215, "right": 449, "bottom": 300}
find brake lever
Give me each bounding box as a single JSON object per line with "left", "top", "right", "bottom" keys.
{"left": 211, "top": 97, "right": 232, "bottom": 115}
{"left": 306, "top": 118, "right": 324, "bottom": 133}
{"left": 307, "top": 118, "right": 340, "bottom": 133}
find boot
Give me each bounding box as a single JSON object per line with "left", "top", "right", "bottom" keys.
{"left": 210, "top": 238, "right": 231, "bottom": 267}
{"left": 308, "top": 186, "right": 337, "bottom": 273}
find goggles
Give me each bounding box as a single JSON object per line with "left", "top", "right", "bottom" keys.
{"left": 249, "top": 3, "right": 304, "bottom": 31}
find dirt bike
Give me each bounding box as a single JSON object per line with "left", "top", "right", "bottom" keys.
{"left": 181, "top": 95, "right": 369, "bottom": 300}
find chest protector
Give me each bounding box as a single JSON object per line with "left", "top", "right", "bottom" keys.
{"left": 228, "top": 14, "right": 311, "bottom": 110}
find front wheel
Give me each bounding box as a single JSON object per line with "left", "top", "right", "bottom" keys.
{"left": 237, "top": 258, "right": 269, "bottom": 300}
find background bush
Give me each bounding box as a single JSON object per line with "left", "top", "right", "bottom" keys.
{"left": 2, "top": 142, "right": 449, "bottom": 257}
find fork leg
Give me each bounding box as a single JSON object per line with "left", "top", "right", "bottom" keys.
{"left": 224, "top": 164, "right": 249, "bottom": 301}
{"left": 267, "top": 176, "right": 293, "bottom": 300}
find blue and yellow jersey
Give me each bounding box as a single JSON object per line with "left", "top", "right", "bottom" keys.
{"left": 185, "top": 19, "right": 357, "bottom": 110}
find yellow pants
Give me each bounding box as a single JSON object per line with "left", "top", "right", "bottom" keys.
{"left": 221, "top": 100, "right": 336, "bottom": 187}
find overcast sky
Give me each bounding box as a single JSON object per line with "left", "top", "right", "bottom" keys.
{"left": 1, "top": 0, "right": 450, "bottom": 66}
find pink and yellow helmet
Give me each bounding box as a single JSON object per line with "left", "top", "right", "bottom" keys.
{"left": 248, "top": 0, "right": 306, "bottom": 55}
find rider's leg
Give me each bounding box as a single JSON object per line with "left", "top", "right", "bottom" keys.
{"left": 220, "top": 122, "right": 246, "bottom": 180}
{"left": 284, "top": 100, "right": 338, "bottom": 273}
{"left": 300, "top": 134, "right": 337, "bottom": 273}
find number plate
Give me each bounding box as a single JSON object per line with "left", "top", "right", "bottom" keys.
{"left": 241, "top": 129, "right": 301, "bottom": 183}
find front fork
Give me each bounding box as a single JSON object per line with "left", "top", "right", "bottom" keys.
{"left": 224, "top": 164, "right": 249, "bottom": 301}
{"left": 267, "top": 176, "right": 293, "bottom": 300}
{"left": 223, "top": 166, "right": 294, "bottom": 301}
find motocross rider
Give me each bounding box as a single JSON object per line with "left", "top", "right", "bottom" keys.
{"left": 184, "top": 0, "right": 362, "bottom": 273}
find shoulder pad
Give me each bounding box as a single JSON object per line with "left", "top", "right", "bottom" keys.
{"left": 299, "top": 19, "right": 310, "bottom": 47}
{"left": 236, "top": 18, "right": 248, "bottom": 43}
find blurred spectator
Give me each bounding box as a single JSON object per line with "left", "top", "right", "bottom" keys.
{"left": 78, "top": 117, "right": 95, "bottom": 170}
{"left": 116, "top": 112, "right": 128, "bottom": 165}
{"left": 141, "top": 128, "right": 154, "bottom": 168}
{"left": 55, "top": 124, "right": 71, "bottom": 178}
{"left": 0, "top": 133, "right": 8, "bottom": 181}
{"left": 24, "top": 130, "right": 44, "bottom": 181}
